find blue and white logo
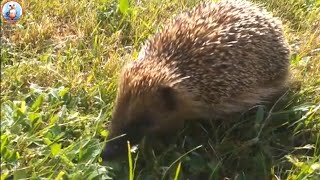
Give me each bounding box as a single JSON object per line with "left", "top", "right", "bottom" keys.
{"left": 1, "top": 1, "right": 23, "bottom": 23}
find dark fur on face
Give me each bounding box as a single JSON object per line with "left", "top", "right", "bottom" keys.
{"left": 101, "top": 85, "right": 187, "bottom": 160}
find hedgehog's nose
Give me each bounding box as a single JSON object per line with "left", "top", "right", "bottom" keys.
{"left": 101, "top": 145, "right": 119, "bottom": 160}
{"left": 101, "top": 139, "right": 127, "bottom": 161}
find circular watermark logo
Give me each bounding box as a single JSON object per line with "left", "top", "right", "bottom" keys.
{"left": 1, "top": 1, "right": 23, "bottom": 24}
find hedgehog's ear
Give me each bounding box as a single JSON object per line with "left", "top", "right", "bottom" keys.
{"left": 158, "top": 86, "right": 177, "bottom": 111}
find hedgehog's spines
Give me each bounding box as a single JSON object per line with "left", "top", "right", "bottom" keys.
{"left": 103, "top": 0, "right": 290, "bottom": 159}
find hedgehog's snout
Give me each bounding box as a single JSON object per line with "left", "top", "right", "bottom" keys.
{"left": 101, "top": 127, "right": 147, "bottom": 160}
{"left": 101, "top": 136, "right": 128, "bottom": 161}
{"left": 101, "top": 144, "right": 119, "bottom": 159}
{"left": 102, "top": 145, "right": 121, "bottom": 160}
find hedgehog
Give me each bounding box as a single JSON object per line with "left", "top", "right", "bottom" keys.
{"left": 101, "top": 0, "right": 290, "bottom": 159}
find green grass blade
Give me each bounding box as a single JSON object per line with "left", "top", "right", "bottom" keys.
{"left": 119, "top": 0, "right": 129, "bottom": 15}
{"left": 127, "top": 141, "right": 134, "bottom": 180}
{"left": 162, "top": 145, "right": 202, "bottom": 180}
{"left": 173, "top": 162, "right": 182, "bottom": 180}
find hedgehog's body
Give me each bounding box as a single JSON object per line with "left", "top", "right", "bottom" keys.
{"left": 102, "top": 0, "right": 290, "bottom": 159}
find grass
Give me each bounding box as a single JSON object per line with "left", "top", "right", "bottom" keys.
{"left": 1, "top": 0, "right": 319, "bottom": 179}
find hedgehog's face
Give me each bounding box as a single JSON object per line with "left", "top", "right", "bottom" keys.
{"left": 102, "top": 85, "right": 187, "bottom": 160}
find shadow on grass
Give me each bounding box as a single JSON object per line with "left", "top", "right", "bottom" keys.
{"left": 103, "top": 88, "right": 317, "bottom": 179}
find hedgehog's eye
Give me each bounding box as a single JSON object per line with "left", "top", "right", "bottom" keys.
{"left": 158, "top": 86, "right": 177, "bottom": 111}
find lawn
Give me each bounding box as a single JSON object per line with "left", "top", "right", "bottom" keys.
{"left": 1, "top": 0, "right": 319, "bottom": 179}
